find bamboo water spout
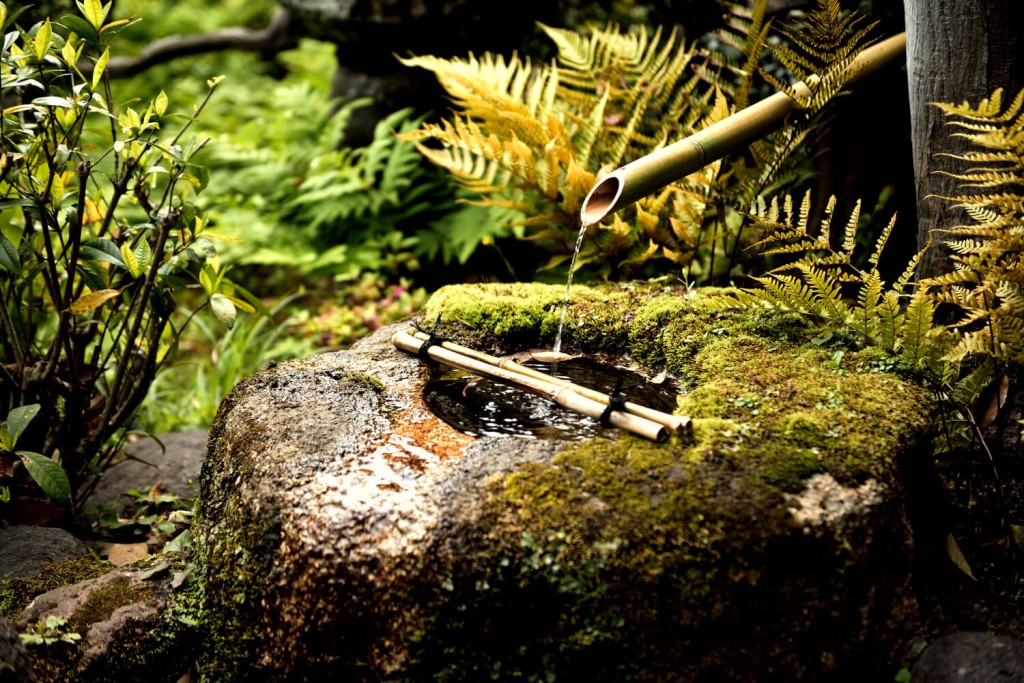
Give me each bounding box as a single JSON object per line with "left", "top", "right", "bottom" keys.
{"left": 579, "top": 32, "right": 907, "bottom": 226}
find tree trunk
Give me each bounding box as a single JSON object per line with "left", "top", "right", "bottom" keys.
{"left": 904, "top": 0, "right": 1024, "bottom": 278}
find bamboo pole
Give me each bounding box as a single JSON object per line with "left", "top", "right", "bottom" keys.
{"left": 408, "top": 330, "right": 691, "bottom": 434}
{"left": 392, "top": 329, "right": 674, "bottom": 442}
{"left": 579, "top": 32, "right": 908, "bottom": 226}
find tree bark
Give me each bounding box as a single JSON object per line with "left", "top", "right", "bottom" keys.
{"left": 904, "top": 0, "right": 1024, "bottom": 278}
{"left": 93, "top": 10, "right": 298, "bottom": 78}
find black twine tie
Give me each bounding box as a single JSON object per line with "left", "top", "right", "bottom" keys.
{"left": 411, "top": 316, "right": 448, "bottom": 363}
{"left": 600, "top": 377, "right": 632, "bottom": 427}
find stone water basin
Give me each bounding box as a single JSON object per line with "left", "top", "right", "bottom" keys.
{"left": 192, "top": 281, "right": 935, "bottom": 682}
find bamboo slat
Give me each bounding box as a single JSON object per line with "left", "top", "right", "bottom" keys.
{"left": 392, "top": 329, "right": 678, "bottom": 442}
{"left": 408, "top": 330, "right": 691, "bottom": 434}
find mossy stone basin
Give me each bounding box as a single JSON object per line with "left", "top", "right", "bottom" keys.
{"left": 191, "top": 282, "right": 934, "bottom": 682}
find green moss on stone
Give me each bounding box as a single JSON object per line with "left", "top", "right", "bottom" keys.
{"left": 0, "top": 555, "right": 110, "bottom": 619}
{"left": 68, "top": 575, "right": 150, "bottom": 633}
{"left": 421, "top": 281, "right": 674, "bottom": 354}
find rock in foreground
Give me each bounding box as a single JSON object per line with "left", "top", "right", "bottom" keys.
{"left": 192, "top": 282, "right": 935, "bottom": 682}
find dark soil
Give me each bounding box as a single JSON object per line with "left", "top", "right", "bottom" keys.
{"left": 908, "top": 433, "right": 1024, "bottom": 659}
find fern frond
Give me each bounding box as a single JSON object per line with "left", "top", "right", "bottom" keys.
{"left": 715, "top": 0, "right": 772, "bottom": 109}
{"left": 895, "top": 234, "right": 934, "bottom": 292}
{"left": 939, "top": 170, "right": 1024, "bottom": 189}
{"left": 876, "top": 292, "right": 903, "bottom": 352}
{"left": 800, "top": 263, "right": 850, "bottom": 323}
{"left": 899, "top": 291, "right": 935, "bottom": 368}
{"left": 930, "top": 87, "right": 1024, "bottom": 123}
{"left": 851, "top": 268, "right": 883, "bottom": 339}
{"left": 996, "top": 280, "right": 1024, "bottom": 310}
{"left": 947, "top": 357, "right": 997, "bottom": 405}
{"left": 868, "top": 213, "right": 898, "bottom": 268}
{"left": 841, "top": 199, "right": 861, "bottom": 255}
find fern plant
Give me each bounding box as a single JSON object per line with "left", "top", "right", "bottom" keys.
{"left": 708, "top": 86, "right": 1024, "bottom": 458}
{"left": 398, "top": 0, "right": 880, "bottom": 282}
{"left": 397, "top": 22, "right": 700, "bottom": 278}
{"left": 199, "top": 92, "right": 466, "bottom": 283}
{"left": 922, "top": 87, "right": 1024, "bottom": 366}
{"left": 706, "top": 190, "right": 939, "bottom": 367}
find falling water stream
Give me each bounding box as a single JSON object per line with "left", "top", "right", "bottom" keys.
{"left": 552, "top": 221, "right": 591, "bottom": 354}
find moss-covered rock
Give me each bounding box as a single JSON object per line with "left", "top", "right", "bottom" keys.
{"left": 12, "top": 564, "right": 198, "bottom": 683}
{"left": 192, "top": 282, "right": 935, "bottom": 682}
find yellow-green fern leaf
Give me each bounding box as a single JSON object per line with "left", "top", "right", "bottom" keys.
{"left": 899, "top": 291, "right": 936, "bottom": 368}
{"left": 877, "top": 291, "right": 903, "bottom": 352}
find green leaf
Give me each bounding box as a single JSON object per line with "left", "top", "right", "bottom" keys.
{"left": 75, "top": 260, "right": 108, "bottom": 291}
{"left": 77, "top": 0, "right": 109, "bottom": 31}
{"left": 92, "top": 47, "right": 109, "bottom": 91}
{"left": 138, "top": 560, "right": 170, "bottom": 580}
{"left": 81, "top": 239, "right": 126, "bottom": 268}
{"left": 61, "top": 38, "right": 78, "bottom": 67}
{"left": 6, "top": 404, "right": 40, "bottom": 446}
{"left": 198, "top": 265, "right": 215, "bottom": 296}
{"left": 163, "top": 529, "right": 190, "bottom": 554}
{"left": 154, "top": 90, "right": 168, "bottom": 117}
{"left": 223, "top": 295, "right": 255, "bottom": 314}
{"left": 182, "top": 164, "right": 209, "bottom": 191}
{"left": 17, "top": 451, "right": 71, "bottom": 506}
{"left": 210, "top": 294, "right": 236, "bottom": 329}
{"left": 98, "top": 17, "right": 133, "bottom": 38}
{"left": 33, "top": 95, "right": 75, "bottom": 109}
{"left": 121, "top": 241, "right": 140, "bottom": 277}
{"left": 34, "top": 19, "right": 52, "bottom": 61}
{"left": 133, "top": 237, "right": 152, "bottom": 275}
{"left": 0, "top": 233, "right": 21, "bottom": 272}
{"left": 59, "top": 15, "right": 99, "bottom": 44}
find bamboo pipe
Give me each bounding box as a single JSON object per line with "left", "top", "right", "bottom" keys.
{"left": 579, "top": 32, "right": 908, "bottom": 226}
{"left": 392, "top": 329, "right": 671, "bottom": 442}
{"left": 408, "top": 330, "right": 691, "bottom": 434}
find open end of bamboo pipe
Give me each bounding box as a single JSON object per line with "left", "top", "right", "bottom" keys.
{"left": 580, "top": 171, "right": 624, "bottom": 226}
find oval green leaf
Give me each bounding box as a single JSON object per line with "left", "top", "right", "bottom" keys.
{"left": 78, "top": 0, "right": 109, "bottom": 31}
{"left": 91, "top": 46, "right": 109, "bottom": 90}
{"left": 17, "top": 451, "right": 71, "bottom": 506}
{"left": 0, "top": 233, "right": 21, "bottom": 272}
{"left": 59, "top": 15, "right": 99, "bottom": 44}
{"left": 81, "top": 239, "right": 126, "bottom": 268}
{"left": 210, "top": 294, "right": 236, "bottom": 329}
{"left": 120, "top": 240, "right": 140, "bottom": 277}
{"left": 6, "top": 404, "right": 40, "bottom": 445}
{"left": 34, "top": 19, "right": 51, "bottom": 61}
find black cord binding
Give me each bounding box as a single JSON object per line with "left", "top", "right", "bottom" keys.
{"left": 599, "top": 377, "right": 631, "bottom": 427}
{"left": 411, "top": 315, "right": 448, "bottom": 363}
